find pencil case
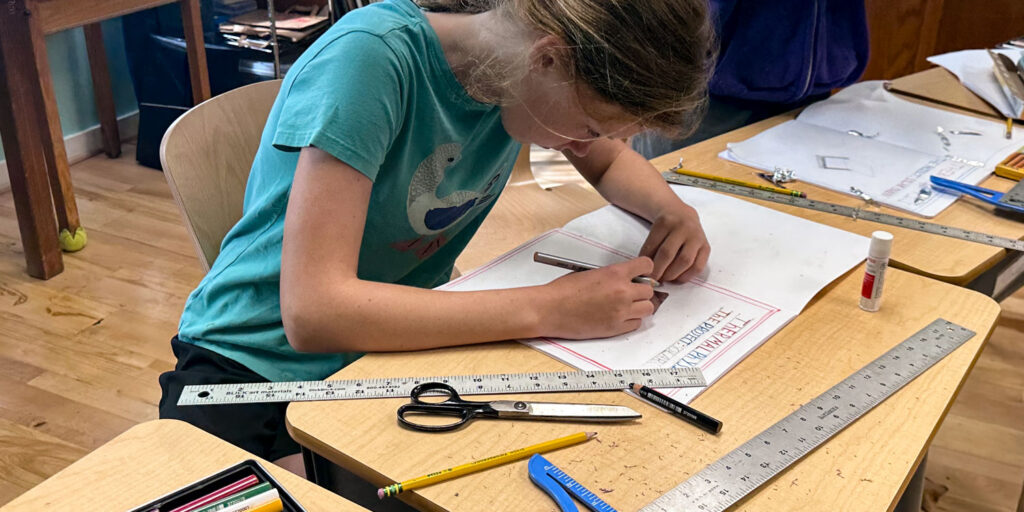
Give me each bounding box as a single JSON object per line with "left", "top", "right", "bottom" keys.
{"left": 129, "top": 459, "right": 307, "bottom": 512}
{"left": 996, "top": 145, "right": 1024, "bottom": 181}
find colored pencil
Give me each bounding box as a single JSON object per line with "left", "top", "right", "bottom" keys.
{"left": 194, "top": 483, "right": 273, "bottom": 512}
{"left": 169, "top": 475, "right": 259, "bottom": 512}
{"left": 218, "top": 489, "right": 280, "bottom": 512}
{"left": 673, "top": 168, "right": 806, "bottom": 198}
{"left": 1007, "top": 117, "right": 1015, "bottom": 140}
{"left": 377, "top": 431, "right": 597, "bottom": 498}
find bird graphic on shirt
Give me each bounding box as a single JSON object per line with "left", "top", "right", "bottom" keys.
{"left": 392, "top": 143, "right": 502, "bottom": 259}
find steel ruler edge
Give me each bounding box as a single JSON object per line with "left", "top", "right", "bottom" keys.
{"left": 177, "top": 367, "right": 707, "bottom": 406}
{"left": 663, "top": 172, "right": 1024, "bottom": 252}
{"left": 640, "top": 318, "right": 976, "bottom": 512}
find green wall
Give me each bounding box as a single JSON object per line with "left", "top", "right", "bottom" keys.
{"left": 0, "top": 17, "right": 138, "bottom": 161}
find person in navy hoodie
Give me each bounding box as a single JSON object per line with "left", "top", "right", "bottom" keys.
{"left": 632, "top": 0, "right": 869, "bottom": 158}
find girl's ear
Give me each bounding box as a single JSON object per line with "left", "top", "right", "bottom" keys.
{"left": 527, "top": 35, "right": 570, "bottom": 74}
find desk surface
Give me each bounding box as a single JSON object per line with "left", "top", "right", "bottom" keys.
{"left": 0, "top": 420, "right": 367, "bottom": 512}
{"left": 288, "top": 265, "right": 999, "bottom": 511}
{"left": 649, "top": 114, "right": 1024, "bottom": 286}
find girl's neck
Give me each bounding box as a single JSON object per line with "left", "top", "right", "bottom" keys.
{"left": 424, "top": 9, "right": 529, "bottom": 104}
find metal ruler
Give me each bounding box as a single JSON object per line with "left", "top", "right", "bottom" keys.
{"left": 640, "top": 318, "right": 975, "bottom": 512}
{"left": 177, "top": 368, "right": 707, "bottom": 406}
{"left": 664, "top": 172, "right": 1024, "bottom": 251}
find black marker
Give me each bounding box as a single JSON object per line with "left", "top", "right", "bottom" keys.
{"left": 630, "top": 383, "right": 722, "bottom": 435}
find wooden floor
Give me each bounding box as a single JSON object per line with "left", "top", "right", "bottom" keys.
{"left": 0, "top": 147, "right": 1022, "bottom": 510}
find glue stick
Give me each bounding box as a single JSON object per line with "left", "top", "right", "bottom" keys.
{"left": 860, "top": 231, "right": 893, "bottom": 312}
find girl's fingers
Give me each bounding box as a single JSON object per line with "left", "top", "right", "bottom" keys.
{"left": 651, "top": 234, "right": 685, "bottom": 279}
{"left": 639, "top": 224, "right": 670, "bottom": 260}
{"left": 676, "top": 244, "right": 711, "bottom": 283}
{"left": 664, "top": 240, "right": 701, "bottom": 282}
{"left": 629, "top": 299, "right": 655, "bottom": 320}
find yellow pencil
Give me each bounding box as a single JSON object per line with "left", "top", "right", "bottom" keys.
{"left": 377, "top": 431, "right": 596, "bottom": 498}
{"left": 1007, "top": 117, "right": 1015, "bottom": 140}
{"left": 673, "top": 167, "right": 806, "bottom": 198}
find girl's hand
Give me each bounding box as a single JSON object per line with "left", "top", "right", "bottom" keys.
{"left": 539, "top": 257, "right": 657, "bottom": 339}
{"left": 639, "top": 202, "right": 710, "bottom": 283}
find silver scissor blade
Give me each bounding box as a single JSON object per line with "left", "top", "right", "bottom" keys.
{"left": 491, "top": 400, "right": 641, "bottom": 421}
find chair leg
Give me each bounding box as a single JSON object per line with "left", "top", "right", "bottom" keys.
{"left": 0, "top": 2, "right": 63, "bottom": 278}
{"left": 83, "top": 22, "right": 121, "bottom": 159}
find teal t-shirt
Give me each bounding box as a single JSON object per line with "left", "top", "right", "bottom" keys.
{"left": 178, "top": 0, "right": 521, "bottom": 381}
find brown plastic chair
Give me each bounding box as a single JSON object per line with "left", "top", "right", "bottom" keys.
{"left": 160, "top": 80, "right": 282, "bottom": 272}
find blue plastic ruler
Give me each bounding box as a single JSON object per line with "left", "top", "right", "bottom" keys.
{"left": 640, "top": 318, "right": 975, "bottom": 512}
{"left": 529, "top": 454, "right": 617, "bottom": 512}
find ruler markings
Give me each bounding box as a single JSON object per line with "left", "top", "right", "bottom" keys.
{"left": 177, "top": 368, "right": 707, "bottom": 406}
{"left": 664, "top": 172, "right": 1024, "bottom": 252}
{"left": 640, "top": 318, "right": 975, "bottom": 511}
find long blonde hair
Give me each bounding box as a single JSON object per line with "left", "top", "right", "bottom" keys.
{"left": 417, "top": 0, "right": 715, "bottom": 136}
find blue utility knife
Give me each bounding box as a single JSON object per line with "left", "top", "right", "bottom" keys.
{"left": 929, "top": 175, "right": 1024, "bottom": 215}
{"left": 528, "top": 454, "right": 617, "bottom": 512}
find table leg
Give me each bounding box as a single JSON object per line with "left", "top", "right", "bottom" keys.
{"left": 892, "top": 453, "right": 926, "bottom": 512}
{"left": 0, "top": 3, "right": 63, "bottom": 279}
{"left": 300, "top": 448, "right": 418, "bottom": 512}
{"left": 179, "top": 0, "right": 211, "bottom": 105}
{"left": 968, "top": 251, "right": 1024, "bottom": 300}
{"left": 25, "top": 0, "right": 84, "bottom": 252}
{"left": 83, "top": 22, "right": 121, "bottom": 159}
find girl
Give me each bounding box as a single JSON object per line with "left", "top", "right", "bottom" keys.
{"left": 160, "top": 0, "right": 715, "bottom": 473}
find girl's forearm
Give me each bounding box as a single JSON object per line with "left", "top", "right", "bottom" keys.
{"left": 590, "top": 149, "right": 685, "bottom": 222}
{"left": 282, "top": 279, "right": 553, "bottom": 353}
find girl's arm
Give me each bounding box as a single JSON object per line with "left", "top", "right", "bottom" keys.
{"left": 564, "top": 138, "right": 710, "bottom": 283}
{"left": 280, "top": 146, "right": 657, "bottom": 353}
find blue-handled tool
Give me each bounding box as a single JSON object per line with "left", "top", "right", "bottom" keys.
{"left": 528, "top": 454, "right": 617, "bottom": 512}
{"left": 929, "top": 176, "right": 1024, "bottom": 215}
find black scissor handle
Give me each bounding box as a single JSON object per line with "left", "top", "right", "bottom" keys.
{"left": 397, "top": 403, "right": 476, "bottom": 432}
{"left": 409, "top": 382, "right": 464, "bottom": 404}
{"left": 397, "top": 382, "right": 494, "bottom": 432}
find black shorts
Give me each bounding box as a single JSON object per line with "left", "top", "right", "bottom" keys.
{"left": 159, "top": 336, "right": 301, "bottom": 461}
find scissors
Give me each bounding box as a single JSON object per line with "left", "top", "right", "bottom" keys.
{"left": 396, "top": 382, "right": 642, "bottom": 432}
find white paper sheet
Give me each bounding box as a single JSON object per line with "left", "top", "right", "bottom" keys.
{"left": 928, "top": 49, "right": 1024, "bottom": 119}
{"left": 439, "top": 185, "right": 869, "bottom": 403}
{"left": 720, "top": 81, "right": 1024, "bottom": 217}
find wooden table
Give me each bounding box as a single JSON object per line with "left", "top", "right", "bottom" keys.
{"left": 282, "top": 161, "right": 1001, "bottom": 510}
{"left": 0, "top": 420, "right": 366, "bottom": 511}
{"left": 0, "top": 0, "right": 210, "bottom": 279}
{"left": 647, "top": 116, "right": 1024, "bottom": 290}
{"left": 287, "top": 266, "right": 999, "bottom": 511}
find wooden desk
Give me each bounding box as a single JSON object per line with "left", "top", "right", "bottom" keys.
{"left": 888, "top": 67, "right": 1003, "bottom": 120}
{"left": 283, "top": 164, "right": 1001, "bottom": 510}
{"left": 647, "top": 115, "right": 1024, "bottom": 287}
{"left": 0, "top": 420, "right": 366, "bottom": 511}
{"left": 287, "top": 265, "right": 999, "bottom": 511}
{"left": 0, "top": 0, "right": 210, "bottom": 279}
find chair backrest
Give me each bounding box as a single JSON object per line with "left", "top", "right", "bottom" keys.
{"left": 160, "top": 80, "right": 282, "bottom": 272}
